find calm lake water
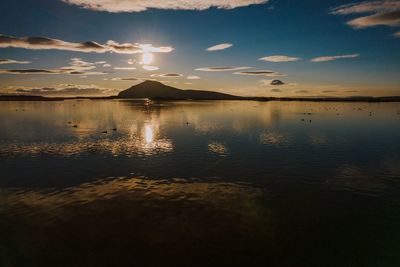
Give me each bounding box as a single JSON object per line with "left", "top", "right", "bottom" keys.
{"left": 1, "top": 100, "right": 400, "bottom": 266}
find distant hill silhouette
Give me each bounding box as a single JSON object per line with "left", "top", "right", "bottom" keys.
{"left": 117, "top": 80, "right": 241, "bottom": 100}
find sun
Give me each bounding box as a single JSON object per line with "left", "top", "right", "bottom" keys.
{"left": 142, "top": 52, "right": 154, "bottom": 65}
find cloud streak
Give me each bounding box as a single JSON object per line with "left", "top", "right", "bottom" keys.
{"left": 150, "top": 73, "right": 183, "bottom": 78}
{"left": 3, "top": 84, "right": 118, "bottom": 96}
{"left": 259, "top": 55, "right": 300, "bottom": 62}
{"left": 206, "top": 43, "right": 233, "bottom": 51}
{"left": 195, "top": 66, "right": 251, "bottom": 72}
{"left": 0, "top": 59, "right": 31, "bottom": 64}
{"left": 0, "top": 34, "right": 174, "bottom": 54}
{"left": 62, "top": 0, "right": 269, "bottom": 13}
{"left": 0, "top": 58, "right": 109, "bottom": 75}
{"left": 331, "top": 0, "right": 400, "bottom": 28}
{"left": 234, "top": 70, "right": 285, "bottom": 76}
{"left": 310, "top": 54, "right": 359, "bottom": 62}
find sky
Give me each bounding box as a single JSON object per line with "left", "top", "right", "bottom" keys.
{"left": 0, "top": 0, "right": 399, "bottom": 97}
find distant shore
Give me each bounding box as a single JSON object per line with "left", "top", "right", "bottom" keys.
{"left": 1, "top": 94, "right": 400, "bottom": 102}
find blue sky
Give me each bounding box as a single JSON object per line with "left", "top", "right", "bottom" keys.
{"left": 0, "top": 0, "right": 399, "bottom": 96}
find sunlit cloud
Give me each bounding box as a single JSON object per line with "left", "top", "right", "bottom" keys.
{"left": 0, "top": 58, "right": 31, "bottom": 64}
{"left": 150, "top": 73, "right": 183, "bottom": 78}
{"left": 62, "top": 0, "right": 269, "bottom": 13}
{"left": 331, "top": 0, "right": 400, "bottom": 29}
{"left": 206, "top": 43, "right": 233, "bottom": 51}
{"left": 111, "top": 77, "right": 140, "bottom": 81}
{"left": 259, "top": 55, "right": 300, "bottom": 62}
{"left": 234, "top": 70, "right": 285, "bottom": 76}
{"left": 103, "top": 63, "right": 112, "bottom": 67}
{"left": 142, "top": 65, "right": 159, "bottom": 71}
{"left": 187, "top": 75, "right": 200, "bottom": 79}
{"left": 113, "top": 67, "right": 137, "bottom": 70}
{"left": 310, "top": 54, "right": 359, "bottom": 62}
{"left": 0, "top": 33, "right": 174, "bottom": 54}
{"left": 195, "top": 66, "right": 251, "bottom": 72}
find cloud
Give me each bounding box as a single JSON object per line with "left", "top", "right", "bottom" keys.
{"left": 0, "top": 59, "right": 31, "bottom": 65}
{"left": 150, "top": 73, "right": 183, "bottom": 78}
{"left": 234, "top": 70, "right": 285, "bottom": 76}
{"left": 4, "top": 84, "right": 118, "bottom": 96}
{"left": 310, "top": 54, "right": 359, "bottom": 62}
{"left": 111, "top": 77, "right": 139, "bottom": 81}
{"left": 0, "top": 33, "right": 174, "bottom": 54}
{"left": 270, "top": 79, "right": 285, "bottom": 85}
{"left": 0, "top": 58, "right": 109, "bottom": 75}
{"left": 142, "top": 65, "right": 159, "bottom": 71}
{"left": 206, "top": 43, "right": 233, "bottom": 51}
{"left": 187, "top": 75, "right": 200, "bottom": 79}
{"left": 113, "top": 67, "right": 137, "bottom": 70}
{"left": 103, "top": 63, "right": 112, "bottom": 67}
{"left": 394, "top": 31, "right": 400, "bottom": 37}
{"left": 331, "top": 0, "right": 400, "bottom": 29}
{"left": 195, "top": 66, "right": 251, "bottom": 72}
{"left": 294, "top": 90, "right": 309, "bottom": 94}
{"left": 270, "top": 89, "right": 282, "bottom": 93}
{"left": 259, "top": 55, "right": 300, "bottom": 62}
{"left": 62, "top": 0, "right": 269, "bottom": 13}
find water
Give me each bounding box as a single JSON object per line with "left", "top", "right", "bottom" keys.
{"left": 1, "top": 100, "right": 400, "bottom": 266}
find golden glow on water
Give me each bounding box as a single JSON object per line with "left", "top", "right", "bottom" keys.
{"left": 144, "top": 123, "right": 154, "bottom": 144}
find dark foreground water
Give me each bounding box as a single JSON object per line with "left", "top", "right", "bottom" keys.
{"left": 1, "top": 100, "right": 400, "bottom": 267}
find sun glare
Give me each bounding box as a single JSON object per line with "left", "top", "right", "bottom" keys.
{"left": 142, "top": 52, "right": 154, "bottom": 65}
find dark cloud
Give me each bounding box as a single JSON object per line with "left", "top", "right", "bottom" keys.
{"left": 271, "top": 89, "right": 282, "bottom": 92}
{"left": 270, "top": 80, "right": 285, "bottom": 85}
{"left": 294, "top": 90, "right": 309, "bottom": 94}
{"left": 10, "top": 85, "right": 119, "bottom": 96}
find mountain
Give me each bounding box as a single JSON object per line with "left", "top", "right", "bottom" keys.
{"left": 117, "top": 80, "right": 241, "bottom": 100}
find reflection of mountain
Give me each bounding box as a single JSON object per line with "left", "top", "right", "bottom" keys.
{"left": 118, "top": 80, "right": 241, "bottom": 100}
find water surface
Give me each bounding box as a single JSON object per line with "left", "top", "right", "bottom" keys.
{"left": 1, "top": 100, "right": 400, "bottom": 266}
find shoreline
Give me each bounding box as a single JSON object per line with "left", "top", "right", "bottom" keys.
{"left": 2, "top": 95, "right": 400, "bottom": 102}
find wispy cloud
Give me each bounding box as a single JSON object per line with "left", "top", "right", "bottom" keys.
{"left": 206, "top": 43, "right": 233, "bottom": 51}
{"left": 0, "top": 59, "right": 31, "bottom": 65}
{"left": 234, "top": 70, "right": 285, "bottom": 76}
{"left": 62, "top": 0, "right": 269, "bottom": 13}
{"left": 331, "top": 0, "right": 400, "bottom": 29}
{"left": 113, "top": 67, "right": 137, "bottom": 70}
{"left": 195, "top": 66, "right": 251, "bottom": 72}
{"left": 0, "top": 57, "right": 108, "bottom": 75}
{"left": 310, "top": 54, "right": 359, "bottom": 62}
{"left": 0, "top": 34, "right": 174, "bottom": 54}
{"left": 150, "top": 73, "right": 183, "bottom": 78}
{"left": 187, "top": 75, "right": 200, "bottom": 79}
{"left": 142, "top": 65, "right": 159, "bottom": 71}
{"left": 259, "top": 55, "right": 300, "bottom": 62}
{"left": 111, "top": 77, "right": 139, "bottom": 81}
